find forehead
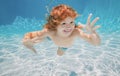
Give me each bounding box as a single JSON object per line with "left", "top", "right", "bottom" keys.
{"left": 61, "top": 17, "right": 74, "bottom": 23}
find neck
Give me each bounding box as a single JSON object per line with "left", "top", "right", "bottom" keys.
{"left": 55, "top": 32, "right": 71, "bottom": 38}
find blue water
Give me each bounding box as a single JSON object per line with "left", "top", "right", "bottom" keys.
{"left": 0, "top": 0, "right": 120, "bottom": 76}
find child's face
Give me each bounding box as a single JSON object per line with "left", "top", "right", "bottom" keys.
{"left": 56, "top": 17, "right": 75, "bottom": 37}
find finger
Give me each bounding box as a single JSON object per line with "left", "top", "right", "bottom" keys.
{"left": 91, "top": 17, "right": 99, "bottom": 27}
{"left": 24, "top": 43, "right": 37, "bottom": 53}
{"left": 30, "top": 47, "right": 37, "bottom": 53}
{"left": 86, "top": 13, "right": 92, "bottom": 25}
{"left": 28, "top": 46, "right": 37, "bottom": 53}
{"left": 93, "top": 25, "right": 101, "bottom": 31}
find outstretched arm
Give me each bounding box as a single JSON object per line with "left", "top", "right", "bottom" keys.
{"left": 78, "top": 29, "right": 101, "bottom": 45}
{"left": 22, "top": 29, "right": 48, "bottom": 53}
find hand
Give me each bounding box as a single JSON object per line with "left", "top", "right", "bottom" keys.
{"left": 22, "top": 38, "right": 37, "bottom": 53}
{"left": 85, "top": 13, "right": 101, "bottom": 33}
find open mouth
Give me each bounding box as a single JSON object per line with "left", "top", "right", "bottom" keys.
{"left": 63, "top": 29, "right": 72, "bottom": 33}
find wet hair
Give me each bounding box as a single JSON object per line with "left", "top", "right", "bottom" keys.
{"left": 44, "top": 4, "right": 78, "bottom": 31}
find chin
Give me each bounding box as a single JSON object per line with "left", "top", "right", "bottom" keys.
{"left": 62, "top": 31, "right": 72, "bottom": 37}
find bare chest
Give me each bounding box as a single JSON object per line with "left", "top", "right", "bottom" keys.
{"left": 47, "top": 30, "right": 78, "bottom": 47}
{"left": 51, "top": 36, "right": 75, "bottom": 47}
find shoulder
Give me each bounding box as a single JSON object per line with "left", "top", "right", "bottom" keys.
{"left": 41, "top": 28, "right": 56, "bottom": 37}
{"left": 72, "top": 28, "right": 83, "bottom": 37}
{"left": 37, "top": 28, "right": 49, "bottom": 37}
{"left": 40, "top": 28, "right": 48, "bottom": 34}
{"left": 73, "top": 28, "right": 81, "bottom": 34}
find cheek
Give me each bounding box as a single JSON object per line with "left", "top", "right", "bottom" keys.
{"left": 59, "top": 28, "right": 64, "bottom": 33}
{"left": 57, "top": 26, "right": 63, "bottom": 32}
{"left": 70, "top": 25, "right": 75, "bottom": 30}
{"left": 72, "top": 25, "right": 75, "bottom": 28}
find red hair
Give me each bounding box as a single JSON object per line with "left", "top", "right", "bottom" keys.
{"left": 44, "top": 4, "right": 78, "bottom": 31}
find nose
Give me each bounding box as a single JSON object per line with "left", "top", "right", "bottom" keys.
{"left": 65, "top": 24, "right": 71, "bottom": 28}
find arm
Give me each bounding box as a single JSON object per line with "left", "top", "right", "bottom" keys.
{"left": 78, "top": 29, "right": 101, "bottom": 45}
{"left": 22, "top": 29, "right": 48, "bottom": 53}
{"left": 77, "top": 14, "right": 101, "bottom": 45}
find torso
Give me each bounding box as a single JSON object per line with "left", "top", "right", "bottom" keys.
{"left": 47, "top": 28, "right": 78, "bottom": 47}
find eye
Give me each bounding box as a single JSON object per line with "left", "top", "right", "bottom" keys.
{"left": 62, "top": 23, "right": 66, "bottom": 25}
{"left": 70, "top": 21, "right": 74, "bottom": 24}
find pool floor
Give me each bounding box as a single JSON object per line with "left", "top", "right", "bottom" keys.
{"left": 0, "top": 17, "right": 120, "bottom": 76}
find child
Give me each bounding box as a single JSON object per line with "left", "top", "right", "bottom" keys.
{"left": 22, "top": 4, "right": 101, "bottom": 56}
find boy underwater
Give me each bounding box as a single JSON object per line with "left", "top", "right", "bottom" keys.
{"left": 22, "top": 4, "right": 101, "bottom": 56}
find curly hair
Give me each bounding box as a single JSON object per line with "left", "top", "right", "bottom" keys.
{"left": 44, "top": 4, "right": 78, "bottom": 31}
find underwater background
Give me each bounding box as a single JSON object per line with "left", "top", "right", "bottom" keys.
{"left": 0, "top": 0, "right": 120, "bottom": 76}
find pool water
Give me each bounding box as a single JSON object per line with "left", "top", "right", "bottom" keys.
{"left": 0, "top": 0, "right": 120, "bottom": 76}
